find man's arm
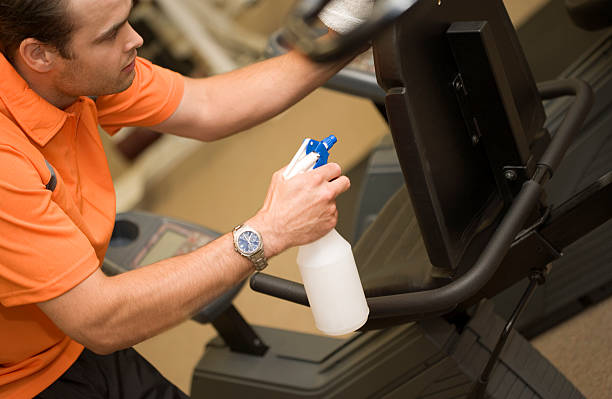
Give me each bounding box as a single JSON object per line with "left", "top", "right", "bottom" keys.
{"left": 150, "top": 49, "right": 352, "bottom": 141}
{"left": 37, "top": 163, "right": 349, "bottom": 355}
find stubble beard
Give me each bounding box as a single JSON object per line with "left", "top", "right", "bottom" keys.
{"left": 57, "top": 56, "right": 137, "bottom": 99}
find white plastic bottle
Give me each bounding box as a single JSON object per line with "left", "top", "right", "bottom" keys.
{"left": 297, "top": 229, "right": 369, "bottom": 335}
{"left": 284, "top": 135, "right": 369, "bottom": 336}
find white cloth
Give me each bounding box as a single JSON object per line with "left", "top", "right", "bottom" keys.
{"left": 319, "top": 0, "right": 375, "bottom": 34}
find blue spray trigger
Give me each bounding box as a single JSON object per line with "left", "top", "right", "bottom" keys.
{"left": 305, "top": 139, "right": 317, "bottom": 154}
{"left": 305, "top": 135, "right": 337, "bottom": 169}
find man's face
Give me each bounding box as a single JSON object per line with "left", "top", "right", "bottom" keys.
{"left": 53, "top": 0, "right": 143, "bottom": 98}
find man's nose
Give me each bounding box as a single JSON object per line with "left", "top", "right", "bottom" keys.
{"left": 125, "top": 23, "right": 144, "bottom": 52}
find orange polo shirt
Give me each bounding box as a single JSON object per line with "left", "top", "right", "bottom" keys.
{"left": 0, "top": 55, "right": 184, "bottom": 398}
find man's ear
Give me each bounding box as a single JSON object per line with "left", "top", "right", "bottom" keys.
{"left": 18, "top": 38, "right": 59, "bottom": 73}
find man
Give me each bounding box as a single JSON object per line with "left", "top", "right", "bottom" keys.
{"left": 0, "top": 0, "right": 373, "bottom": 397}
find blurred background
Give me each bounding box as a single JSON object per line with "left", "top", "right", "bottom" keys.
{"left": 99, "top": 0, "right": 611, "bottom": 397}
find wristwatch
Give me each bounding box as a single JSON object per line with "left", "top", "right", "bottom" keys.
{"left": 233, "top": 225, "right": 268, "bottom": 271}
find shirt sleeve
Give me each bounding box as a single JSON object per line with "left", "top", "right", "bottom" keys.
{"left": 0, "top": 145, "right": 100, "bottom": 307}
{"left": 96, "top": 57, "right": 185, "bottom": 135}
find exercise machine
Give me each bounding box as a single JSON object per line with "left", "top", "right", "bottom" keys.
{"left": 104, "top": 0, "right": 612, "bottom": 397}
{"left": 352, "top": 7, "right": 612, "bottom": 338}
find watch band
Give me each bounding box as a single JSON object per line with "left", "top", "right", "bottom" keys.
{"left": 233, "top": 225, "right": 268, "bottom": 271}
{"left": 250, "top": 252, "right": 268, "bottom": 271}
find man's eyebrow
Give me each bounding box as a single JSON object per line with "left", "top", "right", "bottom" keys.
{"left": 92, "top": 3, "right": 134, "bottom": 43}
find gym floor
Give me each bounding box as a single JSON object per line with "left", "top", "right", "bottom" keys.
{"left": 104, "top": 0, "right": 611, "bottom": 397}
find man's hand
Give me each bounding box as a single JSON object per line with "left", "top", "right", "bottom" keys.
{"left": 248, "top": 163, "right": 350, "bottom": 257}
{"left": 319, "top": 0, "right": 375, "bottom": 34}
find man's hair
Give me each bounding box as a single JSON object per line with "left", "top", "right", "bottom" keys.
{"left": 0, "top": 0, "right": 75, "bottom": 63}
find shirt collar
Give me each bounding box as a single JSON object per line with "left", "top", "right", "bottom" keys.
{"left": 0, "top": 54, "right": 69, "bottom": 146}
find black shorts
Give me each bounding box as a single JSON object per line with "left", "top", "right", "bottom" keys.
{"left": 35, "top": 347, "right": 189, "bottom": 399}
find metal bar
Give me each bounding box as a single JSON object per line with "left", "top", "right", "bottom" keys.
{"left": 252, "top": 179, "right": 543, "bottom": 318}
{"left": 471, "top": 270, "right": 545, "bottom": 398}
{"left": 537, "top": 79, "right": 594, "bottom": 179}
{"left": 251, "top": 169, "right": 612, "bottom": 320}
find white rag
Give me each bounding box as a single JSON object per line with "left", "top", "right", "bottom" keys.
{"left": 319, "top": 0, "right": 375, "bottom": 34}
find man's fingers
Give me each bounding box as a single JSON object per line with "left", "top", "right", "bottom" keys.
{"left": 313, "top": 162, "right": 342, "bottom": 181}
{"left": 308, "top": 163, "right": 350, "bottom": 197}
{"left": 328, "top": 175, "right": 351, "bottom": 196}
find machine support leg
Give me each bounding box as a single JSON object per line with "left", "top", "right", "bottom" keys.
{"left": 211, "top": 305, "right": 269, "bottom": 356}
{"left": 471, "top": 268, "right": 547, "bottom": 399}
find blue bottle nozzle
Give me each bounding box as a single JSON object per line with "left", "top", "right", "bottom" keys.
{"left": 321, "top": 135, "right": 337, "bottom": 150}
{"left": 284, "top": 135, "right": 339, "bottom": 180}
{"left": 307, "top": 135, "right": 337, "bottom": 169}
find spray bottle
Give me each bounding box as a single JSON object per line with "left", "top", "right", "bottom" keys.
{"left": 283, "top": 135, "right": 369, "bottom": 336}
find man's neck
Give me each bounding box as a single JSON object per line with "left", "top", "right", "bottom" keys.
{"left": 13, "top": 59, "right": 78, "bottom": 110}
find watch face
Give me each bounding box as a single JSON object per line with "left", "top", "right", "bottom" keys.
{"left": 237, "top": 230, "right": 261, "bottom": 255}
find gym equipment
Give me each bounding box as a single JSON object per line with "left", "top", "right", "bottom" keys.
{"left": 353, "top": 25, "right": 612, "bottom": 339}
{"left": 104, "top": 0, "right": 612, "bottom": 397}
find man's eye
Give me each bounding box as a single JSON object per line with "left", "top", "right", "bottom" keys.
{"left": 107, "top": 23, "right": 128, "bottom": 41}
{"left": 107, "top": 30, "right": 120, "bottom": 41}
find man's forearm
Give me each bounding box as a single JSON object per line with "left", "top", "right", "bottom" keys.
{"left": 40, "top": 231, "right": 261, "bottom": 355}
{"left": 97, "top": 234, "right": 250, "bottom": 351}
{"left": 155, "top": 49, "right": 352, "bottom": 141}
